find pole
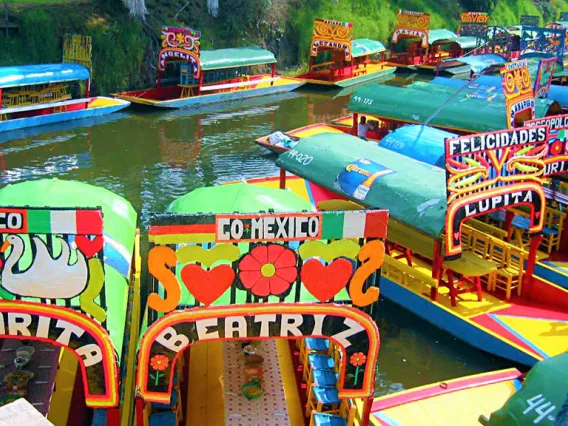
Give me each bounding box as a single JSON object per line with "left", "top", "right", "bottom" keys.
{"left": 279, "top": 168, "right": 286, "bottom": 189}
{"left": 360, "top": 396, "right": 374, "bottom": 426}
{"left": 271, "top": 63, "right": 276, "bottom": 86}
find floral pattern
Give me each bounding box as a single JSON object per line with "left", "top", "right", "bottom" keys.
{"left": 150, "top": 354, "right": 169, "bottom": 386}
{"left": 238, "top": 244, "right": 298, "bottom": 297}
{"left": 350, "top": 352, "right": 367, "bottom": 386}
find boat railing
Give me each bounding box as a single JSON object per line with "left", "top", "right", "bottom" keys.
{"left": 199, "top": 76, "right": 280, "bottom": 92}
{"left": 0, "top": 98, "right": 88, "bottom": 115}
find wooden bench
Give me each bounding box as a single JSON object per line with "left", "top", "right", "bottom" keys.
{"left": 0, "top": 98, "right": 89, "bottom": 116}
{"left": 382, "top": 254, "right": 438, "bottom": 295}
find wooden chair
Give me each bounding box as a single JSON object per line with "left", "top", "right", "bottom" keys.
{"left": 305, "top": 383, "right": 341, "bottom": 417}
{"left": 309, "top": 400, "right": 356, "bottom": 426}
{"left": 485, "top": 239, "right": 507, "bottom": 291}
{"left": 494, "top": 247, "right": 526, "bottom": 299}
{"left": 541, "top": 208, "right": 565, "bottom": 254}
{"left": 470, "top": 234, "right": 491, "bottom": 259}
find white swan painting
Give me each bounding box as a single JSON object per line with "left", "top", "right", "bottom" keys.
{"left": 0, "top": 234, "right": 89, "bottom": 299}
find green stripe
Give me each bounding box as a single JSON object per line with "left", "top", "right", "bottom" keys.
{"left": 322, "top": 212, "right": 345, "bottom": 239}
{"left": 26, "top": 209, "right": 51, "bottom": 234}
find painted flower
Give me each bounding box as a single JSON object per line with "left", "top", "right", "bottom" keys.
{"left": 150, "top": 354, "right": 169, "bottom": 372}
{"left": 238, "top": 244, "right": 298, "bottom": 297}
{"left": 176, "top": 32, "right": 185, "bottom": 45}
{"left": 350, "top": 352, "right": 367, "bottom": 367}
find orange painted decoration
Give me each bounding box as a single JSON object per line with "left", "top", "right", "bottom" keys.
{"left": 148, "top": 246, "right": 181, "bottom": 313}
{"left": 349, "top": 240, "right": 384, "bottom": 307}
{"left": 180, "top": 264, "right": 235, "bottom": 306}
{"left": 301, "top": 258, "right": 353, "bottom": 302}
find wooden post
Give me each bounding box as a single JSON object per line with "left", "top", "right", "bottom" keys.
{"left": 279, "top": 168, "right": 286, "bottom": 189}
{"left": 135, "top": 397, "right": 145, "bottom": 426}
{"left": 86, "top": 79, "right": 91, "bottom": 98}
{"left": 271, "top": 63, "right": 276, "bottom": 86}
{"left": 360, "top": 396, "right": 374, "bottom": 426}
{"left": 524, "top": 234, "right": 544, "bottom": 300}
{"left": 505, "top": 210, "right": 515, "bottom": 242}
{"left": 106, "top": 408, "right": 120, "bottom": 426}
{"left": 198, "top": 72, "right": 204, "bottom": 96}
{"left": 352, "top": 112, "right": 358, "bottom": 136}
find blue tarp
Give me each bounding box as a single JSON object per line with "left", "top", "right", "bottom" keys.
{"left": 379, "top": 125, "right": 454, "bottom": 168}
{"left": 0, "top": 63, "right": 90, "bottom": 88}
{"left": 429, "top": 75, "right": 568, "bottom": 107}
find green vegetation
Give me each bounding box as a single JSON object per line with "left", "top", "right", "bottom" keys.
{"left": 1, "top": 0, "right": 567, "bottom": 95}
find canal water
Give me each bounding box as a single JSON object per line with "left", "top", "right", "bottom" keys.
{"left": 0, "top": 75, "right": 511, "bottom": 396}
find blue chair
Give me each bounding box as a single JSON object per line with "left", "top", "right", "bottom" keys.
{"left": 305, "top": 338, "right": 330, "bottom": 353}
{"left": 312, "top": 369, "right": 338, "bottom": 387}
{"left": 311, "top": 413, "right": 348, "bottom": 426}
{"left": 305, "top": 385, "right": 341, "bottom": 417}
{"left": 303, "top": 353, "right": 335, "bottom": 382}
{"left": 149, "top": 411, "right": 177, "bottom": 426}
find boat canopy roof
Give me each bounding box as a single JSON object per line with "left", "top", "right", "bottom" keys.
{"left": 548, "top": 20, "right": 568, "bottom": 28}
{"left": 430, "top": 74, "right": 568, "bottom": 108}
{"left": 0, "top": 63, "right": 90, "bottom": 89}
{"left": 380, "top": 124, "right": 455, "bottom": 168}
{"left": 429, "top": 29, "right": 458, "bottom": 43}
{"left": 200, "top": 47, "right": 276, "bottom": 71}
{"left": 347, "top": 82, "right": 560, "bottom": 133}
{"left": 454, "top": 36, "right": 479, "bottom": 49}
{"left": 438, "top": 54, "right": 506, "bottom": 74}
{"left": 0, "top": 178, "right": 137, "bottom": 358}
{"left": 276, "top": 133, "right": 447, "bottom": 238}
{"left": 352, "top": 39, "right": 386, "bottom": 57}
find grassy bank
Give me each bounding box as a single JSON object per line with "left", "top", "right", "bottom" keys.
{"left": 0, "top": 0, "right": 566, "bottom": 95}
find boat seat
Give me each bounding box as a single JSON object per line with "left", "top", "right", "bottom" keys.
{"left": 312, "top": 369, "right": 338, "bottom": 387}
{"left": 149, "top": 411, "right": 177, "bottom": 426}
{"left": 305, "top": 384, "right": 342, "bottom": 417}
{"left": 313, "top": 413, "right": 347, "bottom": 426}
{"left": 305, "top": 338, "right": 330, "bottom": 352}
{"left": 303, "top": 353, "right": 336, "bottom": 382}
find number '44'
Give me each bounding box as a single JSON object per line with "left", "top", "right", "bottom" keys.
{"left": 523, "top": 394, "right": 557, "bottom": 423}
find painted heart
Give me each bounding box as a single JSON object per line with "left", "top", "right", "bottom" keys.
{"left": 453, "top": 232, "right": 460, "bottom": 241}
{"left": 535, "top": 211, "right": 541, "bottom": 219}
{"left": 75, "top": 235, "right": 104, "bottom": 258}
{"left": 181, "top": 264, "right": 235, "bottom": 306}
{"left": 301, "top": 258, "right": 353, "bottom": 303}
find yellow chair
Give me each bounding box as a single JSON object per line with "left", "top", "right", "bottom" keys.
{"left": 540, "top": 208, "right": 565, "bottom": 254}
{"left": 494, "top": 247, "right": 526, "bottom": 299}
{"left": 471, "top": 234, "right": 491, "bottom": 259}
{"left": 485, "top": 239, "right": 508, "bottom": 291}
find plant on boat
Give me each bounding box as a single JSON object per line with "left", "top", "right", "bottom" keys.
{"left": 149, "top": 354, "right": 169, "bottom": 386}
{"left": 349, "top": 352, "right": 367, "bottom": 386}
{"left": 237, "top": 244, "right": 298, "bottom": 297}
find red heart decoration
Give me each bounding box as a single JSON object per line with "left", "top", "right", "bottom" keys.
{"left": 453, "top": 232, "right": 460, "bottom": 241}
{"left": 75, "top": 235, "right": 104, "bottom": 258}
{"left": 301, "top": 258, "right": 353, "bottom": 303}
{"left": 181, "top": 264, "right": 235, "bottom": 306}
{"left": 535, "top": 211, "right": 541, "bottom": 219}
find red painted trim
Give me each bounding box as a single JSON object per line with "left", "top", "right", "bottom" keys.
{"left": 148, "top": 223, "right": 215, "bottom": 236}
{"left": 371, "top": 369, "right": 522, "bottom": 412}
{"left": 135, "top": 397, "right": 144, "bottom": 426}
{"left": 279, "top": 168, "right": 286, "bottom": 189}
{"left": 107, "top": 408, "right": 120, "bottom": 426}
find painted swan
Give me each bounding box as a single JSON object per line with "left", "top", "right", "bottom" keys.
{"left": 0, "top": 235, "right": 88, "bottom": 299}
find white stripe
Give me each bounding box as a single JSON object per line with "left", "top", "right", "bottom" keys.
{"left": 342, "top": 211, "right": 366, "bottom": 238}
{"left": 50, "top": 210, "right": 76, "bottom": 234}
{"left": 104, "top": 233, "right": 131, "bottom": 263}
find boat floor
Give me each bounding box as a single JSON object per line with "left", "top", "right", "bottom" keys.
{"left": 243, "top": 175, "right": 568, "bottom": 363}
{"left": 186, "top": 339, "right": 302, "bottom": 426}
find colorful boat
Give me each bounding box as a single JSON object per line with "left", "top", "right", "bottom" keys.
{"left": 274, "top": 130, "right": 568, "bottom": 366}
{"left": 388, "top": 11, "right": 481, "bottom": 70}
{"left": 435, "top": 53, "right": 507, "bottom": 76}
{"left": 135, "top": 183, "right": 388, "bottom": 426}
{"left": 293, "top": 19, "right": 395, "bottom": 87}
{"left": 0, "top": 178, "right": 140, "bottom": 426}
{"left": 114, "top": 26, "right": 304, "bottom": 109}
{"left": 370, "top": 368, "right": 523, "bottom": 425}
{"left": 0, "top": 64, "right": 130, "bottom": 133}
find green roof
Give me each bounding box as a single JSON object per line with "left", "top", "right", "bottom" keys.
{"left": 455, "top": 36, "right": 479, "bottom": 49}
{"left": 200, "top": 47, "right": 276, "bottom": 70}
{"left": 429, "top": 29, "right": 458, "bottom": 43}
{"left": 0, "top": 178, "right": 137, "bottom": 360}
{"left": 276, "top": 133, "right": 447, "bottom": 238}
{"left": 352, "top": 38, "right": 386, "bottom": 57}
{"left": 347, "top": 82, "right": 559, "bottom": 133}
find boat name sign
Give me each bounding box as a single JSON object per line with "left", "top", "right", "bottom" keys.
{"left": 447, "top": 126, "right": 547, "bottom": 155}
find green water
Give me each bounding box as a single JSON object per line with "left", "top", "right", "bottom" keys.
{"left": 0, "top": 80, "right": 511, "bottom": 396}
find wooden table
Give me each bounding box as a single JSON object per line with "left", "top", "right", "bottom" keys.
{"left": 438, "top": 251, "right": 498, "bottom": 307}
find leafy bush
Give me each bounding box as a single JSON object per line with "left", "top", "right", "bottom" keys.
{"left": 20, "top": 9, "right": 60, "bottom": 63}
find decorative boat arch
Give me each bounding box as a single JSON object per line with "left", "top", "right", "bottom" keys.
{"left": 137, "top": 303, "right": 380, "bottom": 403}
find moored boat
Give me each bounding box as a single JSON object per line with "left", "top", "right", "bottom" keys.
{"left": 294, "top": 19, "right": 395, "bottom": 88}
{"left": 0, "top": 64, "right": 130, "bottom": 133}
{"left": 114, "top": 26, "right": 304, "bottom": 109}
{"left": 0, "top": 178, "right": 140, "bottom": 426}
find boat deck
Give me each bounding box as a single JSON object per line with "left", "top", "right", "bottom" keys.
{"left": 297, "top": 63, "right": 395, "bottom": 87}
{"left": 186, "top": 339, "right": 302, "bottom": 426}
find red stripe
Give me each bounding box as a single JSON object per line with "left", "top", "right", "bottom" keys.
{"left": 76, "top": 210, "right": 103, "bottom": 235}
{"left": 371, "top": 369, "right": 522, "bottom": 412}
{"left": 364, "top": 211, "right": 389, "bottom": 239}
{"left": 149, "top": 224, "right": 216, "bottom": 235}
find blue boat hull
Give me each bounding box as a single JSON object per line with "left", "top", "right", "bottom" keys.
{"left": 137, "top": 81, "right": 305, "bottom": 109}
{"left": 0, "top": 98, "right": 131, "bottom": 133}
